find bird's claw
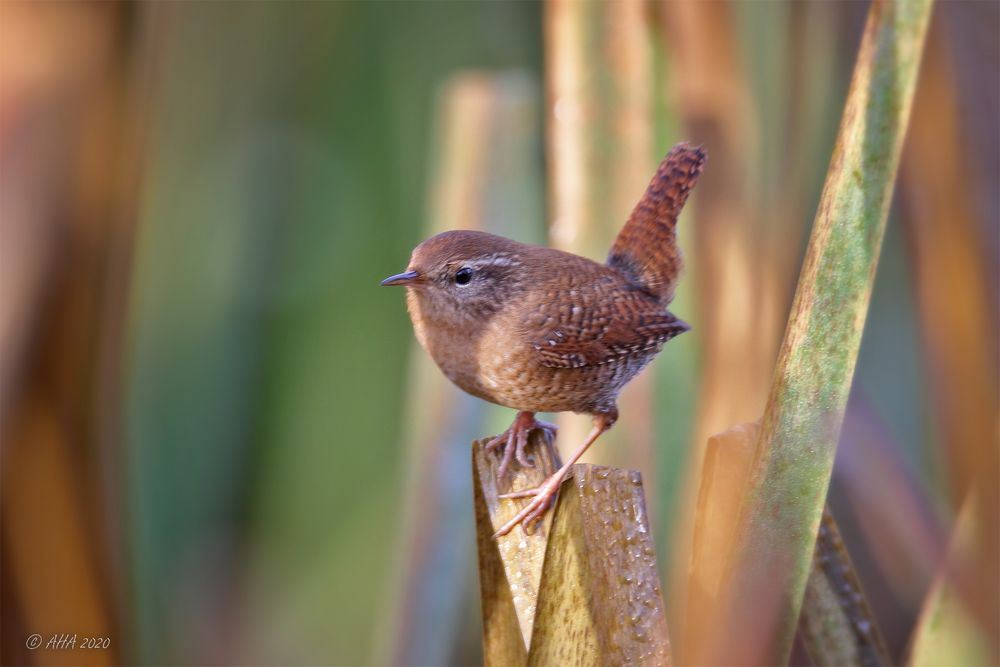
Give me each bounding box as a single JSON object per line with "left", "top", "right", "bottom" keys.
{"left": 486, "top": 412, "right": 558, "bottom": 481}
{"left": 493, "top": 474, "right": 561, "bottom": 538}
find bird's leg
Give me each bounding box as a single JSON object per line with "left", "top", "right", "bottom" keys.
{"left": 484, "top": 411, "right": 558, "bottom": 481}
{"left": 493, "top": 413, "right": 615, "bottom": 538}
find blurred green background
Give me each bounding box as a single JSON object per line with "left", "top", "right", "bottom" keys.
{"left": 125, "top": 3, "right": 540, "bottom": 664}
{"left": 1, "top": 1, "right": 996, "bottom": 666}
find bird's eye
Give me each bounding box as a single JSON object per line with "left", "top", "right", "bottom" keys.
{"left": 454, "top": 267, "right": 473, "bottom": 286}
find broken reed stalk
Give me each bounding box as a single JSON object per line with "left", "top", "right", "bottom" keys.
{"left": 714, "top": 1, "right": 933, "bottom": 664}
{"left": 690, "top": 422, "right": 888, "bottom": 667}
{"left": 474, "top": 432, "right": 671, "bottom": 666}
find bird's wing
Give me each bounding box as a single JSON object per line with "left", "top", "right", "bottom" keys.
{"left": 524, "top": 292, "right": 689, "bottom": 369}
{"left": 606, "top": 143, "right": 706, "bottom": 305}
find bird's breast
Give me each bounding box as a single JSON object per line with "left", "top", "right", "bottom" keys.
{"left": 406, "top": 288, "right": 495, "bottom": 401}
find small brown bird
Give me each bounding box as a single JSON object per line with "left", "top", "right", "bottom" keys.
{"left": 382, "top": 143, "right": 706, "bottom": 537}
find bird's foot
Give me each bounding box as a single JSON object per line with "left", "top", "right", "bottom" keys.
{"left": 491, "top": 412, "right": 615, "bottom": 538}
{"left": 493, "top": 471, "right": 565, "bottom": 537}
{"left": 484, "top": 411, "right": 557, "bottom": 481}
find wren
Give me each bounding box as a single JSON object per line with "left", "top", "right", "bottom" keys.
{"left": 382, "top": 142, "right": 706, "bottom": 537}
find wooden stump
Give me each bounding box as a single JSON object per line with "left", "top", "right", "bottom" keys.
{"left": 473, "top": 432, "right": 671, "bottom": 666}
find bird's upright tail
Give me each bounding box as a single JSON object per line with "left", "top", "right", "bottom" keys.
{"left": 607, "top": 142, "right": 706, "bottom": 305}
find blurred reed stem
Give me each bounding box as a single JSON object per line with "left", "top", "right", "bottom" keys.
{"left": 603, "top": 0, "right": 659, "bottom": 509}
{"left": 689, "top": 422, "right": 888, "bottom": 667}
{"left": 545, "top": 0, "right": 595, "bottom": 462}
{"left": 545, "top": 0, "right": 664, "bottom": 478}
{"left": 714, "top": 1, "right": 933, "bottom": 663}
{"left": 0, "top": 3, "right": 131, "bottom": 664}
{"left": 685, "top": 422, "right": 760, "bottom": 664}
{"left": 657, "top": 1, "right": 763, "bottom": 655}
{"left": 378, "top": 72, "right": 539, "bottom": 666}
{"left": 902, "top": 21, "right": 999, "bottom": 644}
{"left": 907, "top": 491, "right": 996, "bottom": 666}
{"left": 545, "top": 0, "right": 595, "bottom": 257}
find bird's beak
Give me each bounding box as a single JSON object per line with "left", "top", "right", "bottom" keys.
{"left": 380, "top": 270, "right": 421, "bottom": 286}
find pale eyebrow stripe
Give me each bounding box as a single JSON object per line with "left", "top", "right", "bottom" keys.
{"left": 465, "top": 255, "right": 521, "bottom": 268}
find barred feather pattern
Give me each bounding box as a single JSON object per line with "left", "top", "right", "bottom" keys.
{"left": 607, "top": 142, "right": 707, "bottom": 305}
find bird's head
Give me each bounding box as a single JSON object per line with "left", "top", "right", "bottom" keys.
{"left": 381, "top": 230, "right": 526, "bottom": 325}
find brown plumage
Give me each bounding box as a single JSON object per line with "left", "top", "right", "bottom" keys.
{"left": 382, "top": 142, "right": 706, "bottom": 536}
{"left": 608, "top": 142, "right": 706, "bottom": 304}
